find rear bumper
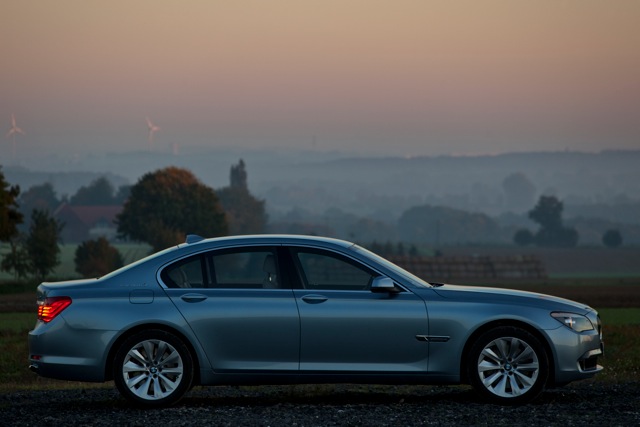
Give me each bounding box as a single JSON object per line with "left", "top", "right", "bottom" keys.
{"left": 28, "top": 319, "right": 116, "bottom": 382}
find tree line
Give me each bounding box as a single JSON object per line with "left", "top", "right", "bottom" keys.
{"left": 1, "top": 161, "right": 626, "bottom": 283}
{"left": 0, "top": 160, "right": 266, "bottom": 281}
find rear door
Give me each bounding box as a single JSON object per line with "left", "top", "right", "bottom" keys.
{"left": 163, "top": 246, "right": 300, "bottom": 372}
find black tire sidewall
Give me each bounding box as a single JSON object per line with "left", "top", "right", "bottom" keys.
{"left": 113, "top": 329, "right": 194, "bottom": 407}
{"left": 468, "top": 326, "right": 549, "bottom": 405}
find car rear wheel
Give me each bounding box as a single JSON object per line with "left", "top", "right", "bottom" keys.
{"left": 114, "top": 329, "right": 193, "bottom": 407}
{"left": 468, "top": 326, "right": 549, "bottom": 405}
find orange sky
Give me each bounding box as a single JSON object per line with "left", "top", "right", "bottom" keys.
{"left": 2, "top": 0, "right": 639, "bottom": 157}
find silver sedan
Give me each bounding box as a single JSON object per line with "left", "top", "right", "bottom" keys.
{"left": 28, "top": 235, "right": 603, "bottom": 407}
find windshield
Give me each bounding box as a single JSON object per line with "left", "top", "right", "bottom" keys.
{"left": 350, "top": 244, "right": 432, "bottom": 288}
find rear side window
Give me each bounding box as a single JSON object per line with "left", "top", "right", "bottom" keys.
{"left": 210, "top": 250, "right": 277, "bottom": 289}
{"left": 160, "top": 247, "right": 281, "bottom": 289}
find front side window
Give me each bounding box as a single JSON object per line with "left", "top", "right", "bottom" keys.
{"left": 295, "top": 250, "right": 374, "bottom": 291}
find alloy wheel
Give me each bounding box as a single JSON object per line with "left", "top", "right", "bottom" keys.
{"left": 476, "top": 336, "right": 540, "bottom": 398}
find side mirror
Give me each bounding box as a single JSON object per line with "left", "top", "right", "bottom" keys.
{"left": 370, "top": 276, "right": 398, "bottom": 293}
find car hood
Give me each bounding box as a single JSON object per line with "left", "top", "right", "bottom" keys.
{"left": 429, "top": 284, "right": 593, "bottom": 313}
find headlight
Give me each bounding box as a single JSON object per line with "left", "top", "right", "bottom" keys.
{"left": 551, "top": 312, "right": 594, "bottom": 332}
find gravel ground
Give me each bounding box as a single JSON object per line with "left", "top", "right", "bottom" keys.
{"left": 2, "top": 382, "right": 639, "bottom": 426}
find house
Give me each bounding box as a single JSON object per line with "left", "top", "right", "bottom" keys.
{"left": 54, "top": 203, "right": 122, "bottom": 242}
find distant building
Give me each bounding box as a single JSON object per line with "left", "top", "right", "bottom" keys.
{"left": 54, "top": 203, "right": 122, "bottom": 242}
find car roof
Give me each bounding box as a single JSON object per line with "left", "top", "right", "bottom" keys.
{"left": 178, "top": 234, "right": 354, "bottom": 250}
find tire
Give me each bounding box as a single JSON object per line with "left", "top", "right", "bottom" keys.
{"left": 467, "top": 326, "right": 549, "bottom": 405}
{"left": 113, "top": 329, "right": 194, "bottom": 407}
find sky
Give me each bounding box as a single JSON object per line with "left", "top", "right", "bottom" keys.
{"left": 2, "top": 0, "right": 639, "bottom": 162}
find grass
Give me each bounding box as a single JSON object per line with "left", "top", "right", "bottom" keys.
{"left": 1, "top": 308, "right": 638, "bottom": 393}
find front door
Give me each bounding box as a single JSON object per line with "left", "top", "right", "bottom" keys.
{"left": 290, "top": 248, "right": 429, "bottom": 372}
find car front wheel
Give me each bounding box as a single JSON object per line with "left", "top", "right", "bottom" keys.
{"left": 114, "top": 329, "right": 194, "bottom": 407}
{"left": 468, "top": 326, "right": 549, "bottom": 405}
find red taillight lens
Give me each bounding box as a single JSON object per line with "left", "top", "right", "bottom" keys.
{"left": 37, "top": 296, "right": 72, "bottom": 323}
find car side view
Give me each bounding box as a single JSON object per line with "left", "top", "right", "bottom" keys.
{"left": 28, "top": 235, "right": 603, "bottom": 407}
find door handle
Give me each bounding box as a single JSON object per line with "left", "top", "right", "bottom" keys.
{"left": 301, "top": 294, "right": 328, "bottom": 304}
{"left": 181, "top": 293, "right": 207, "bottom": 303}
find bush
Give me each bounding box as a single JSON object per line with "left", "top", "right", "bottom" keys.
{"left": 602, "top": 229, "right": 623, "bottom": 248}
{"left": 75, "top": 237, "right": 124, "bottom": 278}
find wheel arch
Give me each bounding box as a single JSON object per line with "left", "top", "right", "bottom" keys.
{"left": 104, "top": 323, "right": 202, "bottom": 385}
{"left": 458, "top": 319, "right": 556, "bottom": 386}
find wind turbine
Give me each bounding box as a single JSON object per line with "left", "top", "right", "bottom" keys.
{"left": 6, "top": 114, "right": 25, "bottom": 161}
{"left": 146, "top": 117, "right": 160, "bottom": 149}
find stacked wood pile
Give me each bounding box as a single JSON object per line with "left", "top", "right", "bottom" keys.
{"left": 387, "top": 255, "right": 547, "bottom": 281}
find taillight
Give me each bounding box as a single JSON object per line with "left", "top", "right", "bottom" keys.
{"left": 37, "top": 296, "right": 72, "bottom": 323}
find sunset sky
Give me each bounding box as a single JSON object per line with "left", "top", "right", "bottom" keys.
{"left": 2, "top": 0, "right": 639, "bottom": 159}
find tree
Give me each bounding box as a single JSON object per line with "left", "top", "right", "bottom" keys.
{"left": 26, "top": 209, "right": 63, "bottom": 281}
{"left": 513, "top": 229, "right": 534, "bottom": 246}
{"left": 529, "top": 196, "right": 564, "bottom": 230}
{"left": 17, "top": 182, "right": 60, "bottom": 231}
{"left": 217, "top": 159, "right": 267, "bottom": 235}
{"left": 1, "top": 235, "right": 30, "bottom": 279}
{"left": 75, "top": 237, "right": 124, "bottom": 277}
{"left": 117, "top": 167, "right": 228, "bottom": 251}
{"left": 70, "top": 177, "right": 116, "bottom": 205}
{"left": 602, "top": 229, "right": 623, "bottom": 248}
{"left": 526, "top": 196, "right": 579, "bottom": 247}
{"left": 0, "top": 167, "right": 23, "bottom": 242}
{"left": 502, "top": 172, "right": 536, "bottom": 213}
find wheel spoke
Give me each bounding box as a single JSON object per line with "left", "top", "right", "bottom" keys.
{"left": 152, "top": 378, "right": 165, "bottom": 398}
{"left": 154, "top": 341, "right": 168, "bottom": 364}
{"left": 123, "top": 360, "right": 145, "bottom": 373}
{"left": 516, "top": 361, "right": 539, "bottom": 372}
{"left": 158, "top": 373, "right": 179, "bottom": 392}
{"left": 142, "top": 341, "right": 156, "bottom": 361}
{"left": 495, "top": 339, "right": 509, "bottom": 360}
{"left": 481, "top": 371, "right": 502, "bottom": 387}
{"left": 514, "top": 370, "right": 536, "bottom": 387}
{"left": 128, "top": 348, "right": 148, "bottom": 366}
{"left": 159, "top": 349, "right": 181, "bottom": 366}
{"left": 132, "top": 376, "right": 153, "bottom": 398}
{"left": 481, "top": 347, "right": 502, "bottom": 364}
{"left": 126, "top": 372, "right": 147, "bottom": 388}
{"left": 478, "top": 360, "right": 500, "bottom": 373}
{"left": 513, "top": 346, "right": 534, "bottom": 364}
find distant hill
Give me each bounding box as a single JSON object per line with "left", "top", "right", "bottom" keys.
{"left": 3, "top": 166, "right": 129, "bottom": 198}
{"left": 4, "top": 149, "right": 640, "bottom": 226}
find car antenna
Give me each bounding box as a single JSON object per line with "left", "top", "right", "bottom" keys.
{"left": 185, "top": 234, "right": 205, "bottom": 244}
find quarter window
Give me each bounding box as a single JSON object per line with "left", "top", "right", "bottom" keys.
{"left": 161, "top": 255, "right": 205, "bottom": 288}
